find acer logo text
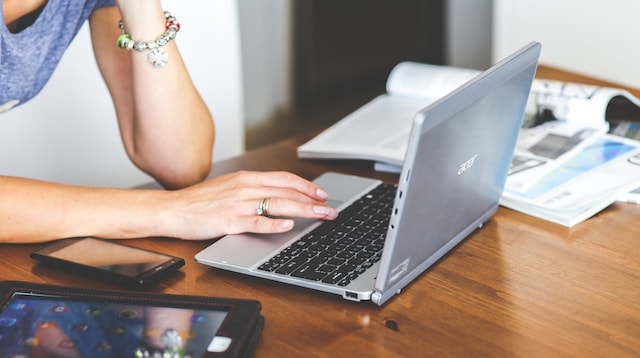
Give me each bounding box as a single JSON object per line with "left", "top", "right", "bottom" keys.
{"left": 458, "top": 154, "right": 478, "bottom": 175}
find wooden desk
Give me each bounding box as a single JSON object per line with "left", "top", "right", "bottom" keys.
{"left": 1, "top": 66, "right": 639, "bottom": 357}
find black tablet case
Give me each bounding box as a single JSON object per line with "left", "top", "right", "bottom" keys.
{"left": 0, "top": 281, "right": 264, "bottom": 358}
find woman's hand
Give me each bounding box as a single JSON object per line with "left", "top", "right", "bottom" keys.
{"left": 156, "top": 171, "right": 339, "bottom": 240}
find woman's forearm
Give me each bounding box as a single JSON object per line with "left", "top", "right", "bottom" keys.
{"left": 0, "top": 176, "right": 166, "bottom": 243}
{"left": 92, "top": 2, "right": 215, "bottom": 189}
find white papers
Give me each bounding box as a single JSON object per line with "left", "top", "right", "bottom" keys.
{"left": 501, "top": 134, "right": 640, "bottom": 226}
{"left": 297, "top": 62, "right": 480, "bottom": 165}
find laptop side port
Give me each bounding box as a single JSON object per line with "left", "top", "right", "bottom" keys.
{"left": 344, "top": 291, "right": 361, "bottom": 301}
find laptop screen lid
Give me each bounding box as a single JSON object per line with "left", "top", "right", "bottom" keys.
{"left": 372, "top": 42, "right": 541, "bottom": 305}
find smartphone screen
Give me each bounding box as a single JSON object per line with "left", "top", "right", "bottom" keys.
{"left": 0, "top": 292, "right": 229, "bottom": 357}
{"left": 31, "top": 237, "right": 185, "bottom": 286}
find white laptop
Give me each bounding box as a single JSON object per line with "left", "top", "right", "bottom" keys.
{"left": 196, "top": 42, "right": 541, "bottom": 306}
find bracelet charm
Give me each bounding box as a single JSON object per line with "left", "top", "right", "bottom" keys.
{"left": 117, "top": 11, "right": 180, "bottom": 68}
{"left": 148, "top": 47, "right": 169, "bottom": 68}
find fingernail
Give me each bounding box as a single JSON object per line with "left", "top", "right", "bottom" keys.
{"left": 280, "top": 220, "right": 294, "bottom": 229}
{"left": 316, "top": 188, "right": 329, "bottom": 199}
{"left": 314, "top": 205, "right": 338, "bottom": 218}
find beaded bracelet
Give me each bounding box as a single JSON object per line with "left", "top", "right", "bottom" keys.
{"left": 117, "top": 11, "right": 180, "bottom": 68}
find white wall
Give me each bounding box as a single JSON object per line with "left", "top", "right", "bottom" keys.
{"left": 493, "top": 0, "right": 640, "bottom": 88}
{"left": 446, "top": 0, "right": 493, "bottom": 70}
{"left": 0, "top": 0, "right": 244, "bottom": 188}
{"left": 237, "top": 0, "right": 291, "bottom": 128}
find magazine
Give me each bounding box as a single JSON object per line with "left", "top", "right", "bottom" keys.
{"left": 298, "top": 63, "right": 640, "bottom": 178}
{"left": 507, "top": 79, "right": 618, "bottom": 190}
{"left": 618, "top": 186, "right": 640, "bottom": 204}
{"left": 500, "top": 134, "right": 640, "bottom": 226}
{"left": 297, "top": 62, "right": 480, "bottom": 166}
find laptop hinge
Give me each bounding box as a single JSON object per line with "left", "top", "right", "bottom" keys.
{"left": 371, "top": 291, "right": 383, "bottom": 305}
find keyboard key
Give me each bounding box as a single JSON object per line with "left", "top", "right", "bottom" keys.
{"left": 258, "top": 183, "right": 397, "bottom": 286}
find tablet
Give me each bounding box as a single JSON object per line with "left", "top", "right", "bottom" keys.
{"left": 0, "top": 281, "right": 264, "bottom": 357}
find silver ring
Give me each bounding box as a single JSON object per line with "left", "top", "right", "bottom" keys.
{"left": 256, "top": 197, "right": 270, "bottom": 217}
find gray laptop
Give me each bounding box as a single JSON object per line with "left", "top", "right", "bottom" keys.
{"left": 196, "top": 42, "right": 541, "bottom": 306}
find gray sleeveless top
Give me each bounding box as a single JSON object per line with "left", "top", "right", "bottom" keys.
{"left": 0, "top": 0, "right": 115, "bottom": 113}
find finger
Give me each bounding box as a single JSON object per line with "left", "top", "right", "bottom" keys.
{"left": 245, "top": 216, "right": 296, "bottom": 234}
{"left": 233, "top": 171, "right": 329, "bottom": 201}
{"left": 253, "top": 196, "right": 337, "bottom": 220}
{"left": 232, "top": 196, "right": 337, "bottom": 235}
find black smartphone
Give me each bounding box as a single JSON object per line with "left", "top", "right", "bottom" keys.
{"left": 31, "top": 237, "right": 185, "bottom": 286}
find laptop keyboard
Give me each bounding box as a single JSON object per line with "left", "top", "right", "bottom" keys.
{"left": 258, "top": 182, "right": 396, "bottom": 287}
